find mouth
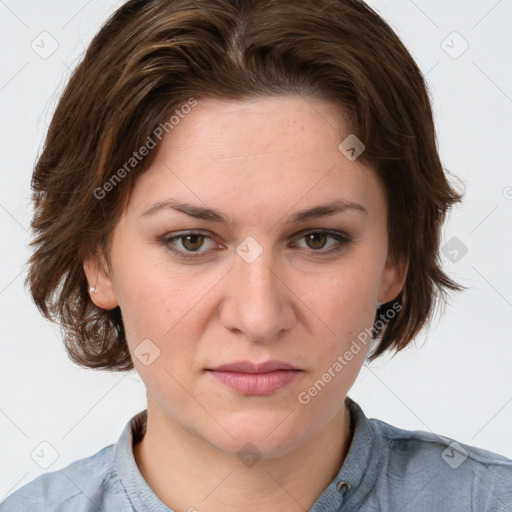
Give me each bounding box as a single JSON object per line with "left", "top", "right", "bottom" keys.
{"left": 206, "top": 360, "right": 303, "bottom": 396}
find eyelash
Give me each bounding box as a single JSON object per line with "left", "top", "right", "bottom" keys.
{"left": 160, "top": 229, "right": 351, "bottom": 260}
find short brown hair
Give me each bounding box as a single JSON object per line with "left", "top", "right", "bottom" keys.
{"left": 27, "top": 0, "right": 463, "bottom": 371}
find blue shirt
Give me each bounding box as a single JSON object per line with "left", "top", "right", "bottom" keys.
{"left": 1, "top": 397, "right": 511, "bottom": 511}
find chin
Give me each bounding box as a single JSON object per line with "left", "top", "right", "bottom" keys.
{"left": 204, "top": 411, "right": 311, "bottom": 459}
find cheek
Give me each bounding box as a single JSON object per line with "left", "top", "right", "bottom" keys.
{"left": 111, "top": 239, "right": 207, "bottom": 334}
{"left": 293, "top": 269, "right": 376, "bottom": 417}
{"left": 113, "top": 269, "right": 166, "bottom": 338}
{"left": 292, "top": 255, "right": 382, "bottom": 387}
{"left": 300, "top": 257, "right": 382, "bottom": 334}
{"left": 112, "top": 251, "right": 230, "bottom": 374}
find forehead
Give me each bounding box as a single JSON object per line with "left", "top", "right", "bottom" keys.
{"left": 126, "top": 95, "right": 385, "bottom": 223}
{"left": 164, "top": 95, "right": 345, "bottom": 161}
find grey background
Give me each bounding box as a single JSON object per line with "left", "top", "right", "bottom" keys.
{"left": 1, "top": 0, "right": 511, "bottom": 500}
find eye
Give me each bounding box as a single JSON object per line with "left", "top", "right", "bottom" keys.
{"left": 160, "top": 229, "right": 351, "bottom": 260}
{"left": 162, "top": 231, "right": 219, "bottom": 259}
{"left": 292, "top": 230, "right": 351, "bottom": 255}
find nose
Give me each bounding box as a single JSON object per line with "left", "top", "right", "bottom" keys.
{"left": 219, "top": 246, "right": 296, "bottom": 342}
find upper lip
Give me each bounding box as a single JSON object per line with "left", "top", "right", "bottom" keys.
{"left": 208, "top": 360, "right": 300, "bottom": 373}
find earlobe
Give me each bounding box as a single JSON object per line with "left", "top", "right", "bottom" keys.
{"left": 378, "top": 256, "right": 408, "bottom": 305}
{"left": 83, "top": 253, "right": 119, "bottom": 310}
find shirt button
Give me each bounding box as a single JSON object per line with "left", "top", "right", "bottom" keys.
{"left": 337, "top": 481, "right": 351, "bottom": 496}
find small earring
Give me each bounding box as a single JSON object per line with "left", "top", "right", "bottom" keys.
{"left": 377, "top": 302, "right": 383, "bottom": 309}
{"left": 89, "top": 287, "right": 98, "bottom": 294}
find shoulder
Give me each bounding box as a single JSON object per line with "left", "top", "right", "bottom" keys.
{"left": 369, "top": 417, "right": 512, "bottom": 509}
{"left": 0, "top": 443, "right": 120, "bottom": 512}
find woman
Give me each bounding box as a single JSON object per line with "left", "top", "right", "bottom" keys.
{"left": 1, "top": 0, "right": 510, "bottom": 510}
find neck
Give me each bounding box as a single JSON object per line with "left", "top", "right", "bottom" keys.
{"left": 133, "top": 401, "right": 353, "bottom": 512}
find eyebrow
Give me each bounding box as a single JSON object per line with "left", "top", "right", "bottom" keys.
{"left": 140, "top": 198, "right": 367, "bottom": 225}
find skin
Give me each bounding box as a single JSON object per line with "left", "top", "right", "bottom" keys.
{"left": 84, "top": 95, "right": 407, "bottom": 512}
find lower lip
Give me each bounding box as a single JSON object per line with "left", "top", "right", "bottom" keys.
{"left": 207, "top": 370, "right": 301, "bottom": 396}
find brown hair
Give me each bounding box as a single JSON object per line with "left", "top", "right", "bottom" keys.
{"left": 26, "top": 0, "right": 463, "bottom": 371}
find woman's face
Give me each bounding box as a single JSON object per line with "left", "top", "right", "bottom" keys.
{"left": 87, "top": 95, "right": 405, "bottom": 458}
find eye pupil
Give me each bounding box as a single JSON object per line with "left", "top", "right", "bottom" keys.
{"left": 306, "top": 233, "right": 327, "bottom": 249}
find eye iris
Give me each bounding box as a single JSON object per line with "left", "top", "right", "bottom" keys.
{"left": 182, "top": 234, "right": 204, "bottom": 251}
{"left": 306, "top": 233, "right": 327, "bottom": 250}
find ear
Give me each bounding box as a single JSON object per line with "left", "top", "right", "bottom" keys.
{"left": 83, "top": 252, "right": 119, "bottom": 310}
{"left": 378, "top": 255, "right": 408, "bottom": 304}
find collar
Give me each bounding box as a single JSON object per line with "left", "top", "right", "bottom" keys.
{"left": 114, "top": 408, "right": 172, "bottom": 511}
{"left": 310, "top": 396, "right": 383, "bottom": 511}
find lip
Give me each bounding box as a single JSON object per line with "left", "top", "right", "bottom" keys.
{"left": 206, "top": 360, "right": 302, "bottom": 396}
{"left": 208, "top": 360, "right": 299, "bottom": 373}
